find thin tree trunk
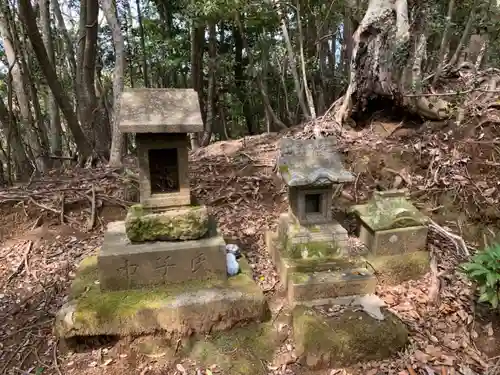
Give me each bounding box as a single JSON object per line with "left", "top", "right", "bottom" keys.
{"left": 135, "top": 0, "right": 149, "bottom": 87}
{"left": 101, "top": 0, "right": 125, "bottom": 167}
{"left": 18, "top": 0, "right": 92, "bottom": 160}
{"left": 40, "top": 0, "right": 62, "bottom": 161}
{"left": 200, "top": 20, "right": 216, "bottom": 147}
{"left": 278, "top": 9, "right": 310, "bottom": 119}
{"left": 448, "top": 0, "right": 478, "bottom": 66}
{"left": 296, "top": 0, "right": 316, "bottom": 119}
{"left": 432, "top": 0, "right": 455, "bottom": 86}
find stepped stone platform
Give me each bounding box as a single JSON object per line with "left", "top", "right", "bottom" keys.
{"left": 55, "top": 88, "right": 269, "bottom": 341}
{"left": 55, "top": 254, "right": 268, "bottom": 338}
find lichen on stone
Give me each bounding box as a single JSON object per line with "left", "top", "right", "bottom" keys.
{"left": 125, "top": 205, "right": 209, "bottom": 242}
{"left": 350, "top": 193, "right": 428, "bottom": 231}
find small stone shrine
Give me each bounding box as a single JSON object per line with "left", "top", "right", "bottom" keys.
{"left": 55, "top": 88, "right": 267, "bottom": 339}
{"left": 266, "top": 138, "right": 409, "bottom": 369}
{"left": 267, "top": 137, "right": 376, "bottom": 305}
{"left": 349, "top": 188, "right": 430, "bottom": 284}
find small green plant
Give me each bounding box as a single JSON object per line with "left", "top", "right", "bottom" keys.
{"left": 461, "top": 243, "right": 500, "bottom": 308}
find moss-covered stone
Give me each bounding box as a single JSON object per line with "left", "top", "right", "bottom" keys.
{"left": 186, "top": 322, "right": 281, "bottom": 375}
{"left": 350, "top": 192, "right": 428, "bottom": 232}
{"left": 293, "top": 306, "right": 408, "bottom": 369}
{"left": 366, "top": 251, "right": 430, "bottom": 285}
{"left": 55, "top": 255, "right": 268, "bottom": 338}
{"left": 125, "top": 204, "right": 208, "bottom": 242}
{"left": 286, "top": 240, "right": 340, "bottom": 259}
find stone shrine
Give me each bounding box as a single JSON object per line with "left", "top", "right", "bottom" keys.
{"left": 267, "top": 137, "right": 376, "bottom": 305}
{"left": 55, "top": 88, "right": 267, "bottom": 339}
{"left": 265, "top": 138, "right": 409, "bottom": 369}
{"left": 350, "top": 188, "right": 430, "bottom": 284}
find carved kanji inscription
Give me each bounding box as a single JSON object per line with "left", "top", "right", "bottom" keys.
{"left": 154, "top": 255, "right": 175, "bottom": 279}
{"left": 191, "top": 252, "right": 207, "bottom": 273}
{"left": 116, "top": 259, "right": 139, "bottom": 287}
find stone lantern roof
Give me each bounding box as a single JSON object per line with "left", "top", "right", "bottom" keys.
{"left": 277, "top": 138, "right": 355, "bottom": 187}
{"left": 117, "top": 88, "right": 204, "bottom": 134}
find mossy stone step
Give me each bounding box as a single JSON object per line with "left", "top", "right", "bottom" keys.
{"left": 293, "top": 305, "right": 408, "bottom": 369}
{"left": 287, "top": 268, "right": 376, "bottom": 305}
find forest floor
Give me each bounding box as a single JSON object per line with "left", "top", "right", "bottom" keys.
{"left": 1, "top": 116, "right": 500, "bottom": 375}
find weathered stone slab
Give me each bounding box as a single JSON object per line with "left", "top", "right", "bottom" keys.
{"left": 118, "top": 88, "right": 204, "bottom": 134}
{"left": 98, "top": 219, "right": 226, "bottom": 291}
{"left": 277, "top": 138, "right": 354, "bottom": 187}
{"left": 55, "top": 255, "right": 268, "bottom": 338}
{"left": 366, "top": 251, "right": 430, "bottom": 285}
{"left": 358, "top": 224, "right": 428, "bottom": 255}
{"left": 287, "top": 268, "right": 376, "bottom": 304}
{"left": 293, "top": 305, "right": 408, "bottom": 369}
{"left": 278, "top": 213, "right": 348, "bottom": 257}
{"left": 125, "top": 204, "right": 209, "bottom": 242}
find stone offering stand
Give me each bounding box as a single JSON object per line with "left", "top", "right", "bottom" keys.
{"left": 55, "top": 89, "right": 267, "bottom": 339}
{"left": 265, "top": 138, "right": 429, "bottom": 369}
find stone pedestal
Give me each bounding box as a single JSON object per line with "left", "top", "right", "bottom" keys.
{"left": 55, "top": 88, "right": 268, "bottom": 340}
{"left": 350, "top": 189, "right": 430, "bottom": 284}
{"left": 98, "top": 220, "right": 226, "bottom": 291}
{"left": 269, "top": 138, "right": 376, "bottom": 306}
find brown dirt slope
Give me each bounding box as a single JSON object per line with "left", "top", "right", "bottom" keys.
{"left": 0, "top": 119, "right": 499, "bottom": 375}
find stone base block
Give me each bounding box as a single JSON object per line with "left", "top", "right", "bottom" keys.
{"left": 358, "top": 223, "right": 428, "bottom": 255}
{"left": 266, "top": 230, "right": 373, "bottom": 304}
{"left": 125, "top": 204, "right": 209, "bottom": 242}
{"left": 288, "top": 268, "right": 376, "bottom": 304}
{"left": 266, "top": 231, "right": 365, "bottom": 282}
{"left": 366, "top": 251, "right": 430, "bottom": 285}
{"left": 293, "top": 305, "right": 408, "bottom": 369}
{"left": 98, "top": 219, "right": 226, "bottom": 291}
{"left": 278, "top": 213, "right": 349, "bottom": 258}
{"left": 55, "top": 255, "right": 269, "bottom": 338}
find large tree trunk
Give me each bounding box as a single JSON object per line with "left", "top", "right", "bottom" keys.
{"left": 336, "top": 0, "right": 451, "bottom": 126}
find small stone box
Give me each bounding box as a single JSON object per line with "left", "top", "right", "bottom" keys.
{"left": 350, "top": 189, "right": 429, "bottom": 255}
{"left": 99, "top": 219, "right": 226, "bottom": 291}
{"left": 118, "top": 88, "right": 204, "bottom": 209}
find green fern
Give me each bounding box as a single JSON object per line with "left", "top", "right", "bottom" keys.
{"left": 461, "top": 243, "right": 500, "bottom": 308}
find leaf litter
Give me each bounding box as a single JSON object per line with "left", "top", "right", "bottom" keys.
{"left": 0, "top": 119, "right": 499, "bottom": 374}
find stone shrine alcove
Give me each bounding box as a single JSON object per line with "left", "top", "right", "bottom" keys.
{"left": 118, "top": 88, "right": 203, "bottom": 209}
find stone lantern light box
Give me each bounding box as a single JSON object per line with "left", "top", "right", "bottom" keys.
{"left": 118, "top": 88, "right": 203, "bottom": 209}
{"left": 278, "top": 138, "right": 355, "bottom": 226}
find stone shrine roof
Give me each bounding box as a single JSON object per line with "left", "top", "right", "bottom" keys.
{"left": 118, "top": 88, "right": 204, "bottom": 133}
{"left": 277, "top": 137, "right": 354, "bottom": 187}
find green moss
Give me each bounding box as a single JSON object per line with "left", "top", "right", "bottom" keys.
{"left": 187, "top": 322, "right": 279, "bottom": 375}
{"left": 293, "top": 306, "right": 408, "bottom": 368}
{"left": 286, "top": 240, "right": 340, "bottom": 259}
{"left": 366, "top": 251, "right": 429, "bottom": 285}
{"left": 66, "top": 255, "right": 261, "bottom": 336}
{"left": 125, "top": 206, "right": 208, "bottom": 242}
{"left": 278, "top": 164, "right": 289, "bottom": 173}
{"left": 350, "top": 195, "right": 428, "bottom": 231}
